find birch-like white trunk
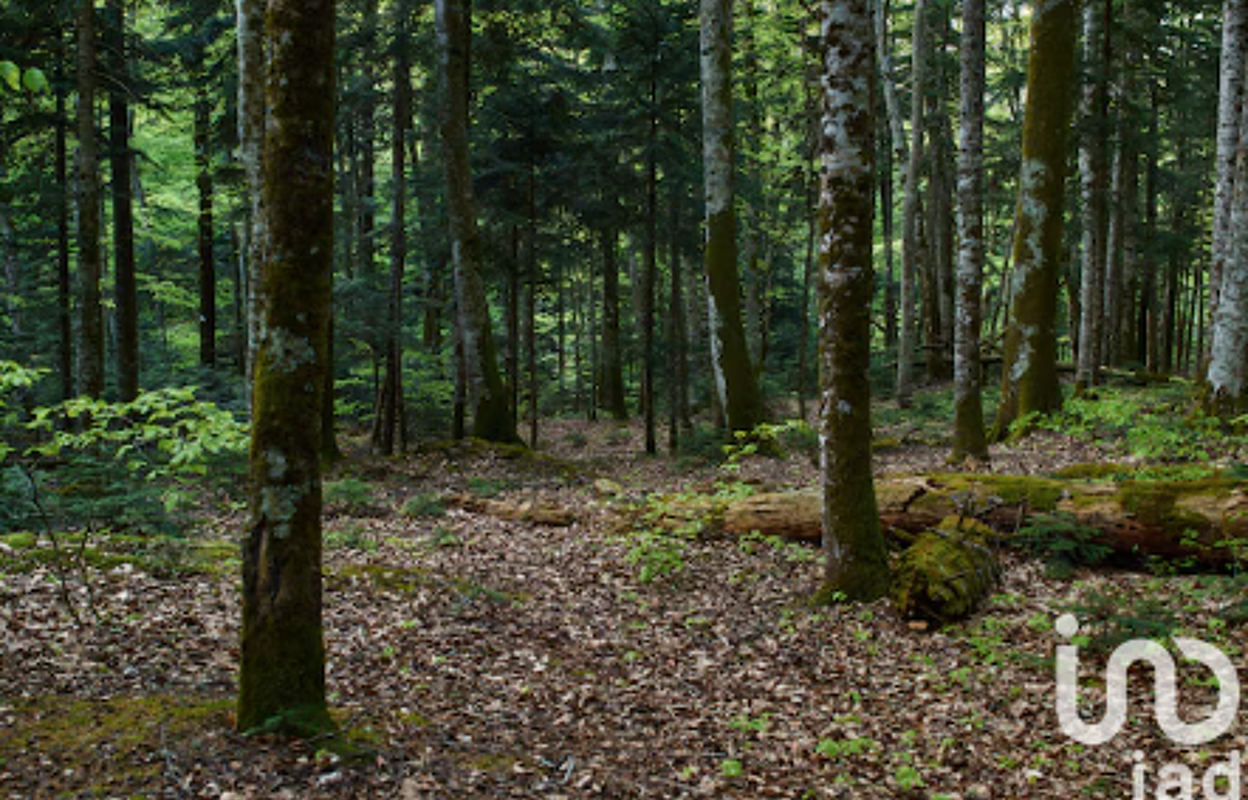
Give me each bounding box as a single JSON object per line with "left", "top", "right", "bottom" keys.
{"left": 1210, "top": 0, "right": 1248, "bottom": 319}
{"left": 1208, "top": 56, "right": 1248, "bottom": 412}
{"left": 952, "top": 0, "right": 987, "bottom": 461}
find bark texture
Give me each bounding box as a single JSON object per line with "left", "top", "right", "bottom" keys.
{"left": 1211, "top": 0, "right": 1248, "bottom": 320}
{"left": 236, "top": 0, "right": 266, "bottom": 395}
{"left": 237, "top": 0, "right": 336, "bottom": 736}
{"left": 599, "top": 228, "right": 627, "bottom": 420}
{"left": 951, "top": 0, "right": 987, "bottom": 462}
{"left": 109, "top": 0, "right": 138, "bottom": 400}
{"left": 700, "top": 0, "right": 763, "bottom": 434}
{"left": 815, "top": 0, "right": 890, "bottom": 603}
{"left": 992, "top": 0, "right": 1078, "bottom": 439}
{"left": 1075, "top": 0, "right": 1109, "bottom": 393}
{"left": 77, "top": 0, "right": 104, "bottom": 398}
{"left": 896, "top": 0, "right": 925, "bottom": 408}
{"left": 436, "top": 0, "right": 518, "bottom": 443}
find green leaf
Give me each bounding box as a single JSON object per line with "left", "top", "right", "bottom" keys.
{"left": 0, "top": 61, "right": 19, "bottom": 91}
{"left": 22, "top": 67, "right": 49, "bottom": 94}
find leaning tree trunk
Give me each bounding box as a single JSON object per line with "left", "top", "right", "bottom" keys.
{"left": 237, "top": 0, "right": 335, "bottom": 737}
{"left": 436, "top": 0, "right": 517, "bottom": 444}
{"left": 951, "top": 0, "right": 987, "bottom": 462}
{"left": 815, "top": 0, "right": 890, "bottom": 604}
{"left": 1211, "top": 0, "right": 1248, "bottom": 321}
{"left": 896, "top": 0, "right": 926, "bottom": 408}
{"left": 77, "top": 0, "right": 104, "bottom": 399}
{"left": 991, "top": 0, "right": 1078, "bottom": 440}
{"left": 109, "top": 0, "right": 138, "bottom": 400}
{"left": 1075, "top": 0, "right": 1109, "bottom": 394}
{"left": 700, "top": 0, "right": 763, "bottom": 434}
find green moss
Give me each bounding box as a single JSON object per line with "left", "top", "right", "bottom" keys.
{"left": 1051, "top": 462, "right": 1126, "bottom": 480}
{"left": 1, "top": 531, "right": 36, "bottom": 549}
{"left": 0, "top": 695, "right": 231, "bottom": 792}
{"left": 891, "top": 529, "right": 998, "bottom": 624}
{"left": 333, "top": 563, "right": 431, "bottom": 594}
{"left": 931, "top": 473, "right": 1066, "bottom": 512}
{"left": 1117, "top": 479, "right": 1236, "bottom": 540}
{"left": 460, "top": 751, "right": 519, "bottom": 774}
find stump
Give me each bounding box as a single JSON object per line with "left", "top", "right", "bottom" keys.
{"left": 891, "top": 521, "right": 998, "bottom": 624}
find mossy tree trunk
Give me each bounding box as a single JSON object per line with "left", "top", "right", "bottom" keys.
{"left": 951, "top": 0, "right": 987, "bottom": 462}
{"left": 77, "top": 0, "right": 104, "bottom": 399}
{"left": 991, "top": 0, "right": 1077, "bottom": 440}
{"left": 435, "top": 0, "right": 518, "bottom": 444}
{"left": 700, "top": 0, "right": 763, "bottom": 435}
{"left": 237, "top": 0, "right": 336, "bottom": 737}
{"left": 816, "top": 0, "right": 891, "bottom": 603}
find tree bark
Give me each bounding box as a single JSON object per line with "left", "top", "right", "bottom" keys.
{"left": 642, "top": 76, "right": 658, "bottom": 455}
{"left": 896, "top": 0, "right": 926, "bottom": 408}
{"left": 237, "top": 0, "right": 266, "bottom": 397}
{"left": 237, "top": 0, "right": 336, "bottom": 737}
{"left": 109, "top": 0, "right": 138, "bottom": 399}
{"left": 874, "top": 0, "right": 903, "bottom": 351}
{"left": 600, "top": 226, "right": 627, "bottom": 419}
{"left": 1075, "top": 0, "right": 1110, "bottom": 393}
{"left": 700, "top": 0, "right": 763, "bottom": 434}
{"left": 1211, "top": 0, "right": 1248, "bottom": 322}
{"left": 951, "top": 0, "right": 987, "bottom": 463}
{"left": 816, "top": 0, "right": 890, "bottom": 603}
{"left": 991, "top": 0, "right": 1078, "bottom": 439}
{"left": 55, "top": 47, "right": 73, "bottom": 401}
{"left": 195, "top": 88, "right": 216, "bottom": 370}
{"left": 77, "top": 0, "right": 104, "bottom": 399}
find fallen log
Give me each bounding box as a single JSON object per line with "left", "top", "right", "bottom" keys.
{"left": 721, "top": 472, "right": 1248, "bottom": 569}
{"left": 891, "top": 520, "right": 999, "bottom": 624}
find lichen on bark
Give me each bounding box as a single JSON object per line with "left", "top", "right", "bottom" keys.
{"left": 237, "top": 0, "right": 335, "bottom": 737}
{"left": 815, "top": 0, "right": 890, "bottom": 603}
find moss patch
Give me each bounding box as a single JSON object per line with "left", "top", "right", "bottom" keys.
{"left": 0, "top": 694, "right": 232, "bottom": 794}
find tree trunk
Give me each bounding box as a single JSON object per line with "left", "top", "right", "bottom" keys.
{"left": 109, "top": 0, "right": 138, "bottom": 399}
{"left": 700, "top": 0, "right": 763, "bottom": 434}
{"left": 600, "top": 226, "right": 627, "bottom": 420}
{"left": 1211, "top": 0, "right": 1248, "bottom": 322}
{"left": 642, "top": 78, "right": 658, "bottom": 455}
{"left": 436, "top": 0, "right": 518, "bottom": 444}
{"left": 55, "top": 48, "right": 73, "bottom": 401}
{"left": 77, "top": 0, "right": 104, "bottom": 399}
{"left": 991, "top": 0, "right": 1078, "bottom": 439}
{"left": 1207, "top": 55, "right": 1248, "bottom": 414}
{"left": 951, "top": 0, "right": 987, "bottom": 463}
{"left": 874, "top": 0, "right": 903, "bottom": 352}
{"left": 1074, "top": 0, "right": 1109, "bottom": 393}
{"left": 237, "top": 0, "right": 335, "bottom": 737}
{"left": 815, "top": 0, "right": 890, "bottom": 603}
{"left": 195, "top": 88, "right": 216, "bottom": 370}
{"left": 237, "top": 0, "right": 266, "bottom": 396}
{"left": 375, "top": 1, "right": 410, "bottom": 457}
{"left": 896, "top": 0, "right": 925, "bottom": 408}
{"left": 924, "top": 6, "right": 954, "bottom": 383}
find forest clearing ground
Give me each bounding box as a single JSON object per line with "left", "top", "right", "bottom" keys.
{"left": 2, "top": 398, "right": 1247, "bottom": 799}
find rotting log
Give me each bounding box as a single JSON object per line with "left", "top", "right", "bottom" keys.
{"left": 891, "top": 520, "right": 998, "bottom": 624}
{"left": 721, "top": 472, "right": 1248, "bottom": 569}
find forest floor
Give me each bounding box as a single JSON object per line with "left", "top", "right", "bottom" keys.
{"left": 2, "top": 385, "right": 1248, "bottom": 799}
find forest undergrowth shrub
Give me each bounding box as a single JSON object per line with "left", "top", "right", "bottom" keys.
{"left": 1013, "top": 512, "right": 1113, "bottom": 578}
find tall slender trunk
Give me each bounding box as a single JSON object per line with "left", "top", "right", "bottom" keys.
{"left": 436, "top": 0, "right": 517, "bottom": 443}
{"left": 527, "top": 167, "right": 539, "bottom": 448}
{"left": 77, "top": 0, "right": 104, "bottom": 399}
{"left": 643, "top": 78, "right": 658, "bottom": 455}
{"left": 817, "top": 0, "right": 889, "bottom": 603}
{"left": 991, "top": 0, "right": 1078, "bottom": 439}
{"left": 873, "top": 0, "right": 903, "bottom": 351}
{"left": 1075, "top": 0, "right": 1109, "bottom": 393}
{"left": 952, "top": 0, "right": 987, "bottom": 462}
{"left": 56, "top": 48, "right": 73, "bottom": 400}
{"left": 700, "top": 0, "right": 763, "bottom": 433}
{"left": 237, "top": 0, "right": 266, "bottom": 396}
{"left": 1211, "top": 0, "right": 1248, "bottom": 321}
{"left": 195, "top": 88, "right": 216, "bottom": 369}
{"left": 110, "top": 0, "right": 138, "bottom": 399}
{"left": 600, "top": 226, "right": 626, "bottom": 419}
{"left": 896, "top": 0, "right": 925, "bottom": 407}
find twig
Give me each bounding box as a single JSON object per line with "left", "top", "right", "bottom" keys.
{"left": 19, "top": 464, "right": 83, "bottom": 628}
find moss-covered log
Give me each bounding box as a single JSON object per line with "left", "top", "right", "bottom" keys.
{"left": 721, "top": 473, "right": 1248, "bottom": 569}
{"left": 891, "top": 522, "right": 998, "bottom": 623}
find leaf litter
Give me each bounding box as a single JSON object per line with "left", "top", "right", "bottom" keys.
{"left": 1, "top": 414, "right": 1245, "bottom": 799}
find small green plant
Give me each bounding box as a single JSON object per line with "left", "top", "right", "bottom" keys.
{"left": 402, "top": 491, "right": 446, "bottom": 518}
{"left": 1014, "top": 512, "right": 1113, "bottom": 578}
{"left": 1064, "top": 590, "right": 1178, "bottom": 655}
{"left": 893, "top": 764, "right": 924, "bottom": 791}
{"left": 466, "top": 476, "right": 511, "bottom": 498}
{"left": 323, "top": 477, "right": 376, "bottom": 513}
{"left": 728, "top": 712, "right": 771, "bottom": 734}
{"left": 622, "top": 528, "right": 687, "bottom": 583}
{"left": 720, "top": 759, "right": 743, "bottom": 779}
{"left": 815, "top": 736, "right": 878, "bottom": 760}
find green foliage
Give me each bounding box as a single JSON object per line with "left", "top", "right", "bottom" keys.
{"left": 402, "top": 491, "right": 446, "bottom": 518}
{"left": 323, "top": 477, "right": 376, "bottom": 513}
{"left": 622, "top": 528, "right": 687, "bottom": 584}
{"left": 1014, "top": 512, "right": 1113, "bottom": 578}
{"left": 5, "top": 382, "right": 247, "bottom": 537}
{"left": 0, "top": 61, "right": 48, "bottom": 94}
{"left": 1064, "top": 590, "right": 1178, "bottom": 655}
{"left": 815, "top": 736, "right": 878, "bottom": 760}
{"left": 466, "top": 476, "right": 513, "bottom": 498}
